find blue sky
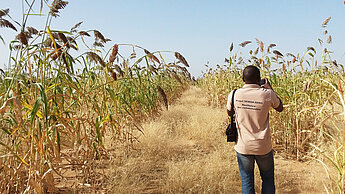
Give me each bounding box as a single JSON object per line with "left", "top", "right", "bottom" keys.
{"left": 0, "top": 0, "right": 344, "bottom": 76}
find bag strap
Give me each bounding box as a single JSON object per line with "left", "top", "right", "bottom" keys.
{"left": 230, "top": 89, "right": 237, "bottom": 118}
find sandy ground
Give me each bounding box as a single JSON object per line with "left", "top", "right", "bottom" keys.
{"left": 108, "top": 87, "right": 328, "bottom": 193}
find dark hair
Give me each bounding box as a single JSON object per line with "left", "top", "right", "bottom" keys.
{"left": 242, "top": 65, "right": 260, "bottom": 84}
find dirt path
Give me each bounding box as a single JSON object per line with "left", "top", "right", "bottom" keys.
{"left": 108, "top": 87, "right": 327, "bottom": 193}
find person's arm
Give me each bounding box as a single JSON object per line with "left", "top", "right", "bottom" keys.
{"left": 262, "top": 78, "right": 283, "bottom": 112}
{"left": 226, "top": 91, "right": 233, "bottom": 116}
{"left": 274, "top": 98, "right": 283, "bottom": 112}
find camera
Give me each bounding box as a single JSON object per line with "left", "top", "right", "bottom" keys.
{"left": 260, "top": 78, "right": 270, "bottom": 86}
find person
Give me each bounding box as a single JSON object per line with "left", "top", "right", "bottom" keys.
{"left": 226, "top": 65, "right": 283, "bottom": 194}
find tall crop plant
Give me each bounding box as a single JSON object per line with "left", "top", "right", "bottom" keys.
{"left": 198, "top": 17, "right": 345, "bottom": 192}
{"left": 0, "top": 1, "right": 191, "bottom": 192}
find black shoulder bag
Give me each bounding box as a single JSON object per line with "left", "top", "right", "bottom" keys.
{"left": 226, "top": 89, "right": 237, "bottom": 142}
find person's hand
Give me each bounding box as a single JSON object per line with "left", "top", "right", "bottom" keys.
{"left": 261, "top": 78, "right": 272, "bottom": 89}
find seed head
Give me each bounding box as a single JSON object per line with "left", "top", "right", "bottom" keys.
{"left": 111, "top": 70, "right": 117, "bottom": 81}
{"left": 50, "top": 0, "right": 68, "bottom": 17}
{"left": 174, "top": 52, "right": 189, "bottom": 67}
{"left": 239, "top": 41, "right": 251, "bottom": 47}
{"left": 273, "top": 50, "right": 283, "bottom": 57}
{"left": 0, "top": 19, "right": 17, "bottom": 31}
{"left": 94, "top": 30, "right": 107, "bottom": 43}
{"left": 27, "top": 27, "right": 38, "bottom": 35}
{"left": 71, "top": 21, "right": 82, "bottom": 33}
{"left": 79, "top": 31, "right": 90, "bottom": 37}
{"left": 109, "top": 44, "right": 118, "bottom": 64}
{"left": 87, "top": 52, "right": 105, "bottom": 67}
{"left": 16, "top": 31, "right": 28, "bottom": 45}
{"left": 321, "top": 17, "right": 331, "bottom": 27}
{"left": 0, "top": 9, "right": 9, "bottom": 18}
{"left": 157, "top": 85, "right": 168, "bottom": 110}
{"left": 327, "top": 35, "right": 332, "bottom": 44}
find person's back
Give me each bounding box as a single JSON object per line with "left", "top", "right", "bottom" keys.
{"left": 232, "top": 85, "right": 280, "bottom": 155}
{"left": 226, "top": 65, "right": 283, "bottom": 194}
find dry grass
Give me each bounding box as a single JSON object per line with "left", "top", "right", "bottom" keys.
{"left": 107, "top": 87, "right": 327, "bottom": 193}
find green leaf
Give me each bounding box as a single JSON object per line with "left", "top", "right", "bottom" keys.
{"left": 95, "top": 116, "right": 104, "bottom": 147}
{"left": 31, "top": 98, "right": 41, "bottom": 124}
{"left": 93, "top": 142, "right": 99, "bottom": 160}
{"left": 106, "top": 87, "right": 117, "bottom": 106}
{"left": 0, "top": 35, "right": 5, "bottom": 45}
{"left": 36, "top": 83, "right": 48, "bottom": 121}
{"left": 49, "top": 30, "right": 72, "bottom": 35}
{"left": 56, "top": 128, "right": 61, "bottom": 152}
{"left": 40, "top": 0, "right": 43, "bottom": 13}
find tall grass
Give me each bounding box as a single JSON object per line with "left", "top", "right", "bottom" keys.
{"left": 198, "top": 18, "right": 345, "bottom": 192}
{"left": 0, "top": 1, "right": 191, "bottom": 192}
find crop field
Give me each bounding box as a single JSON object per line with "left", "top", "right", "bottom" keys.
{"left": 198, "top": 19, "right": 345, "bottom": 193}
{"left": 0, "top": 1, "right": 191, "bottom": 193}
{"left": 0, "top": 1, "right": 344, "bottom": 193}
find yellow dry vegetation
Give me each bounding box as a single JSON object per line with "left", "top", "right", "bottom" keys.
{"left": 108, "top": 87, "right": 327, "bottom": 193}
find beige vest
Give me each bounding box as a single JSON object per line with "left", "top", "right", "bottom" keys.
{"left": 226, "top": 84, "right": 280, "bottom": 155}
